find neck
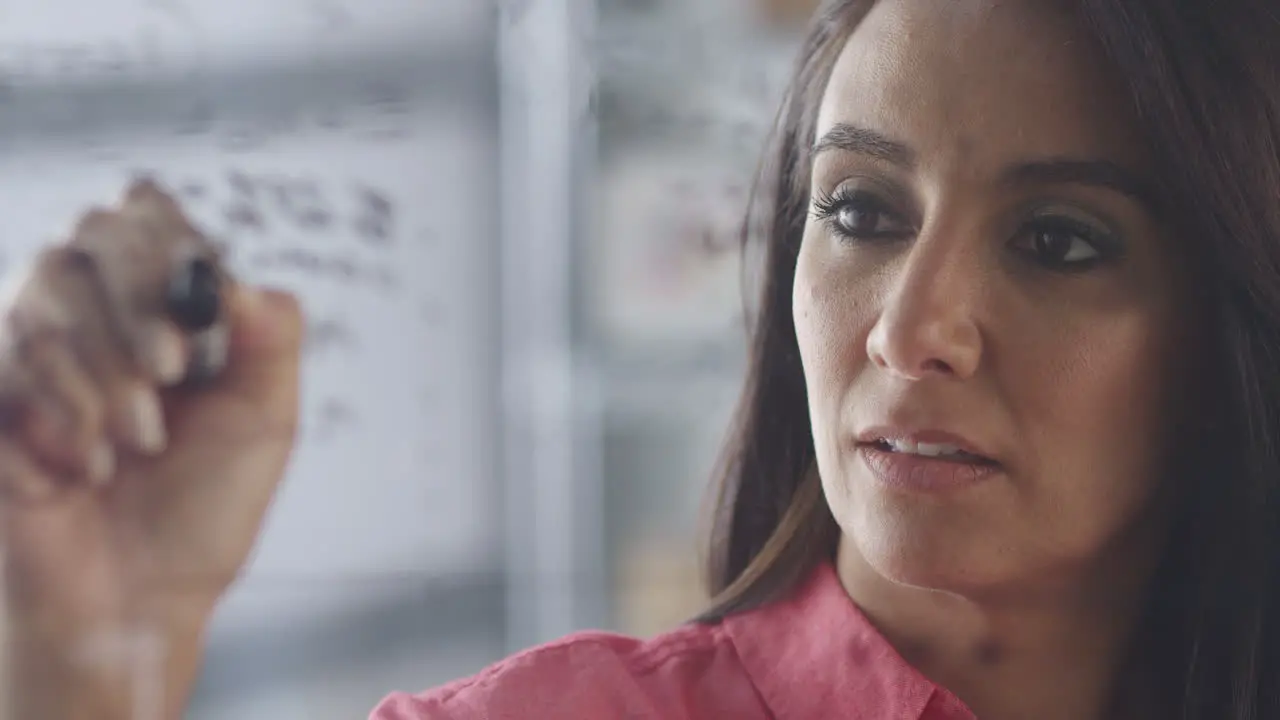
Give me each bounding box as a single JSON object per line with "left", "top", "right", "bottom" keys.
{"left": 835, "top": 537, "right": 1163, "bottom": 720}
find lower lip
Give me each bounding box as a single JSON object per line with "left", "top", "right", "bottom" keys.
{"left": 857, "top": 445, "right": 1000, "bottom": 493}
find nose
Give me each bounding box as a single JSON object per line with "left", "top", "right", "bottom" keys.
{"left": 865, "top": 241, "right": 984, "bottom": 381}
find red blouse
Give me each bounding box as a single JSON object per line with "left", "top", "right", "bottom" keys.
{"left": 368, "top": 562, "right": 975, "bottom": 719}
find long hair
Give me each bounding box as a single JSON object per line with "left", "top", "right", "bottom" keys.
{"left": 696, "top": 1, "right": 1280, "bottom": 717}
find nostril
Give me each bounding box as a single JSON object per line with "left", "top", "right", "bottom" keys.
{"left": 167, "top": 256, "right": 222, "bottom": 331}
{"left": 921, "top": 358, "right": 953, "bottom": 375}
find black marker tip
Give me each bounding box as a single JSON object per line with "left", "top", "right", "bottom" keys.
{"left": 167, "top": 256, "right": 222, "bottom": 332}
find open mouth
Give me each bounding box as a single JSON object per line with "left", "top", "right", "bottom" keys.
{"left": 866, "top": 438, "right": 997, "bottom": 465}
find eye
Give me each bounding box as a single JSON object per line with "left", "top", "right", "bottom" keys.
{"left": 811, "top": 187, "right": 909, "bottom": 242}
{"left": 1012, "top": 216, "right": 1121, "bottom": 271}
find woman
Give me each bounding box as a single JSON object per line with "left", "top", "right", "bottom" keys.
{"left": 0, "top": 0, "right": 1277, "bottom": 718}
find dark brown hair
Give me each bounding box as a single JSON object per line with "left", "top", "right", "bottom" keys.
{"left": 696, "top": 1, "right": 1280, "bottom": 716}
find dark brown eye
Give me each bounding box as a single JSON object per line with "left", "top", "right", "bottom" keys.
{"left": 813, "top": 188, "right": 907, "bottom": 242}
{"left": 1011, "top": 215, "right": 1119, "bottom": 272}
{"left": 837, "top": 204, "right": 884, "bottom": 236}
{"left": 1032, "top": 226, "right": 1095, "bottom": 263}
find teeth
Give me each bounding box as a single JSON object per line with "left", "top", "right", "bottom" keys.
{"left": 883, "top": 439, "right": 966, "bottom": 457}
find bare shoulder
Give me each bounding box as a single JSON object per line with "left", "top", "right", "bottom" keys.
{"left": 369, "top": 623, "right": 745, "bottom": 720}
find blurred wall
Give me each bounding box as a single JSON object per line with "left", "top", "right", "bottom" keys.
{"left": 594, "top": 0, "right": 807, "bottom": 635}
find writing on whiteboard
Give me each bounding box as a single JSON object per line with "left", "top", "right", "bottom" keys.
{"left": 142, "top": 168, "right": 443, "bottom": 444}
{"left": 134, "top": 167, "right": 403, "bottom": 294}
{"left": 307, "top": 396, "right": 358, "bottom": 442}
{"left": 164, "top": 169, "right": 396, "bottom": 244}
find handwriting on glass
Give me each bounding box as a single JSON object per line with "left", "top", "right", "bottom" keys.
{"left": 196, "top": 169, "right": 398, "bottom": 247}
{"left": 133, "top": 168, "right": 402, "bottom": 293}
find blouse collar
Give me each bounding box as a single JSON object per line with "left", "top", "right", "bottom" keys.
{"left": 723, "top": 561, "right": 973, "bottom": 720}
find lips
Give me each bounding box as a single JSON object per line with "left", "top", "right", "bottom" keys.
{"left": 855, "top": 427, "right": 998, "bottom": 465}
{"left": 854, "top": 427, "right": 1002, "bottom": 493}
{"left": 865, "top": 438, "right": 996, "bottom": 464}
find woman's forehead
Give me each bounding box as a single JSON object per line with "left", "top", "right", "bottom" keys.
{"left": 814, "top": 0, "right": 1149, "bottom": 174}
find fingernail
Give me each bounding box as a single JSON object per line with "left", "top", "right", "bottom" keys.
{"left": 245, "top": 287, "right": 296, "bottom": 338}
{"left": 152, "top": 326, "right": 187, "bottom": 386}
{"left": 262, "top": 288, "right": 299, "bottom": 318}
{"left": 234, "top": 286, "right": 275, "bottom": 335}
{"left": 132, "top": 387, "right": 167, "bottom": 454}
{"left": 88, "top": 441, "right": 115, "bottom": 486}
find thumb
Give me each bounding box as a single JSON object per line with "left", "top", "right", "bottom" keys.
{"left": 213, "top": 283, "right": 305, "bottom": 410}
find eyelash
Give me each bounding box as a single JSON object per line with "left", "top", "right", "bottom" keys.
{"left": 810, "top": 186, "right": 907, "bottom": 243}
{"left": 809, "top": 186, "right": 1125, "bottom": 273}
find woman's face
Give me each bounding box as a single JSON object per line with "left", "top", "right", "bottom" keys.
{"left": 794, "top": 0, "right": 1193, "bottom": 596}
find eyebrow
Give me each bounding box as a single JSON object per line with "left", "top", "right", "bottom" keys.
{"left": 811, "top": 123, "right": 1159, "bottom": 210}
{"left": 1002, "top": 159, "right": 1160, "bottom": 211}
{"left": 811, "top": 123, "right": 915, "bottom": 167}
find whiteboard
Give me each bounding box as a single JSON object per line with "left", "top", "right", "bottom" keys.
{"left": 0, "top": 0, "right": 500, "bottom": 634}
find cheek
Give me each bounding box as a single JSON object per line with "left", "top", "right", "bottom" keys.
{"left": 793, "top": 233, "right": 878, "bottom": 437}
{"left": 1016, "top": 311, "right": 1175, "bottom": 548}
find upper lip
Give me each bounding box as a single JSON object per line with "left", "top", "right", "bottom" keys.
{"left": 855, "top": 426, "right": 999, "bottom": 463}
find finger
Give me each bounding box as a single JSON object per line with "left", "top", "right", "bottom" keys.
{"left": 103, "top": 380, "right": 167, "bottom": 456}
{"left": 20, "top": 332, "right": 112, "bottom": 484}
{"left": 65, "top": 210, "right": 198, "bottom": 386}
{"left": 0, "top": 435, "right": 66, "bottom": 504}
{"left": 49, "top": 264, "right": 171, "bottom": 457}
{"left": 30, "top": 247, "right": 172, "bottom": 460}
{"left": 72, "top": 324, "right": 169, "bottom": 457}
{"left": 130, "top": 319, "right": 190, "bottom": 386}
{"left": 120, "top": 177, "right": 195, "bottom": 231}
{"left": 213, "top": 285, "right": 305, "bottom": 412}
{"left": 0, "top": 253, "right": 115, "bottom": 486}
{"left": 0, "top": 244, "right": 169, "bottom": 493}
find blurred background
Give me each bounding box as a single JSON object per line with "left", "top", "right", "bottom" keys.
{"left": 0, "top": 0, "right": 818, "bottom": 717}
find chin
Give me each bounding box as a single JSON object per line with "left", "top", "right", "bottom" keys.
{"left": 834, "top": 476, "right": 1021, "bottom": 596}
{"left": 856, "top": 522, "right": 972, "bottom": 590}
